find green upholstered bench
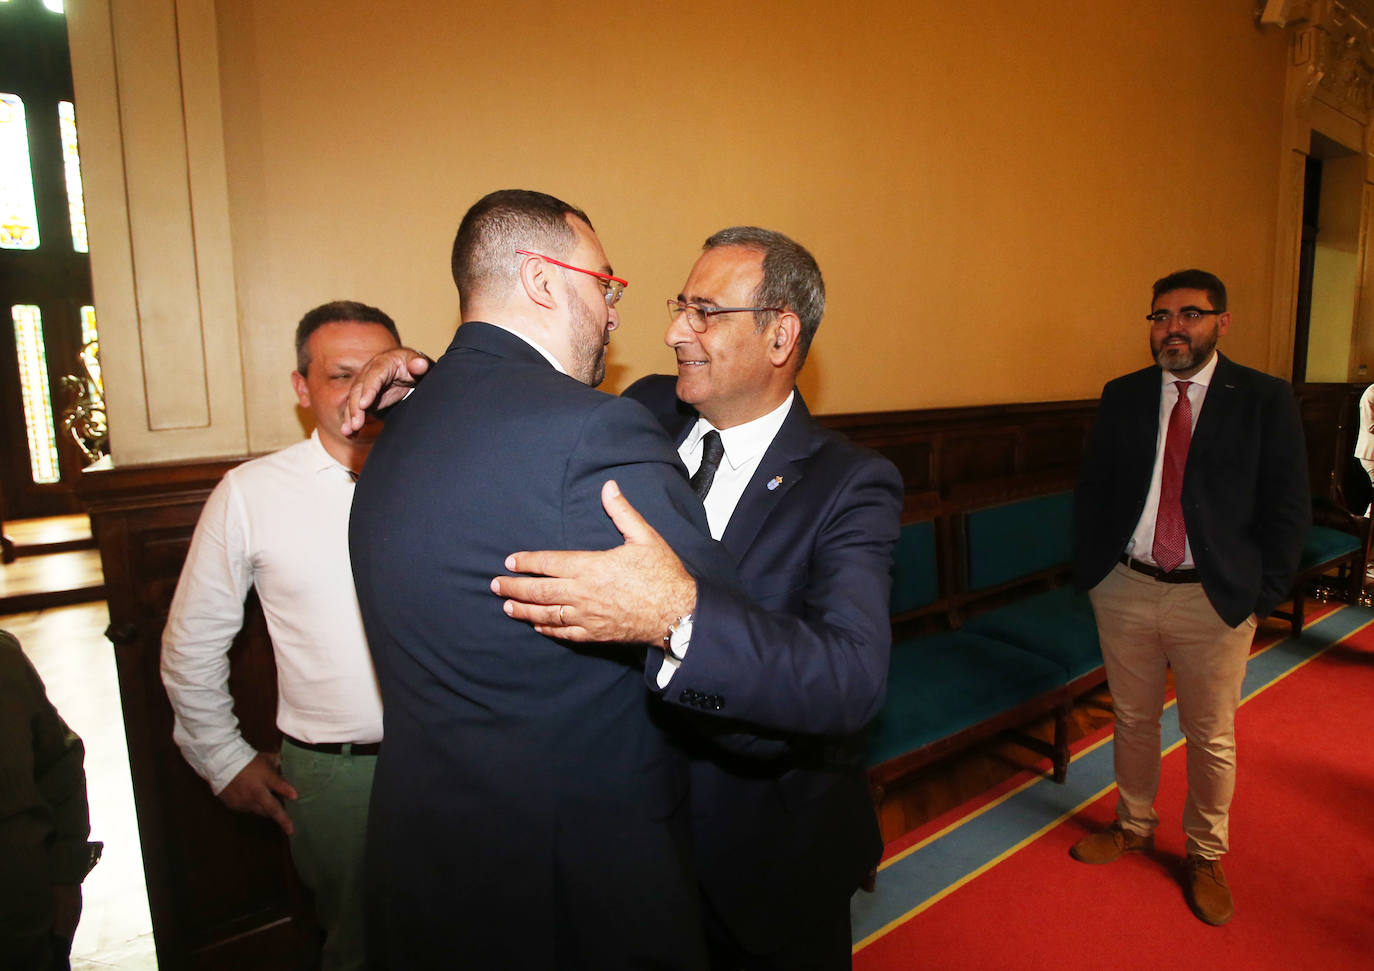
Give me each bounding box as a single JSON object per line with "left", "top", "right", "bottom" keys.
{"left": 959, "top": 491, "right": 1104, "bottom": 687}
{"left": 867, "top": 630, "right": 1067, "bottom": 795}
{"left": 1271, "top": 522, "right": 1366, "bottom": 636}
{"left": 866, "top": 516, "right": 1077, "bottom": 798}
{"left": 963, "top": 586, "right": 1101, "bottom": 686}
{"left": 961, "top": 491, "right": 1075, "bottom": 595}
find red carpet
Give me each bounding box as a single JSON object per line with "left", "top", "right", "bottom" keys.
{"left": 856, "top": 620, "right": 1374, "bottom": 970}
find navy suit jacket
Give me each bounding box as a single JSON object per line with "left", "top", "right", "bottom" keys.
{"left": 626, "top": 375, "right": 903, "bottom": 956}
{"left": 1073, "top": 353, "right": 1310, "bottom": 625}
{"left": 349, "top": 326, "right": 738, "bottom": 970}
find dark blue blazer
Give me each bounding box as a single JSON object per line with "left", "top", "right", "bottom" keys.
{"left": 626, "top": 375, "right": 903, "bottom": 957}
{"left": 1073, "top": 353, "right": 1310, "bottom": 625}
{"left": 349, "top": 325, "right": 737, "bottom": 970}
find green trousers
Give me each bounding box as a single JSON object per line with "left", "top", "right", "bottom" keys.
{"left": 281, "top": 741, "right": 377, "bottom": 971}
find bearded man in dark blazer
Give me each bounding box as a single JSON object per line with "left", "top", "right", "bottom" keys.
{"left": 349, "top": 190, "right": 739, "bottom": 969}
{"left": 494, "top": 227, "right": 903, "bottom": 970}
{"left": 1069, "top": 268, "right": 1309, "bottom": 927}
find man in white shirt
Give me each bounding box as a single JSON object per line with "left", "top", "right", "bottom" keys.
{"left": 161, "top": 300, "right": 401, "bottom": 971}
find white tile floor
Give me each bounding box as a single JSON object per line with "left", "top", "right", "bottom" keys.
{"left": 6, "top": 601, "right": 158, "bottom": 969}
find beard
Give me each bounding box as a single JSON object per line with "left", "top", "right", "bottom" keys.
{"left": 568, "top": 290, "right": 610, "bottom": 386}
{"left": 1151, "top": 325, "right": 1219, "bottom": 374}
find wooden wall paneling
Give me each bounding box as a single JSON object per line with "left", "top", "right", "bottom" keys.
{"left": 1295, "top": 382, "right": 1360, "bottom": 506}
{"left": 820, "top": 399, "right": 1097, "bottom": 498}
{"left": 79, "top": 460, "right": 316, "bottom": 971}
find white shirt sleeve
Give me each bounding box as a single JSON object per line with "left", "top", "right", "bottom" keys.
{"left": 160, "top": 474, "right": 260, "bottom": 794}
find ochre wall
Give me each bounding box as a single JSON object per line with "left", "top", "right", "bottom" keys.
{"left": 211, "top": 0, "right": 1289, "bottom": 453}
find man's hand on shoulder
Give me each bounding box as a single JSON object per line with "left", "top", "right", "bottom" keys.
{"left": 218, "top": 751, "right": 298, "bottom": 835}
{"left": 340, "top": 346, "right": 432, "bottom": 436}
{"left": 492, "top": 480, "right": 697, "bottom": 645}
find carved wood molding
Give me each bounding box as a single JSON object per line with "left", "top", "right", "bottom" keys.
{"left": 1264, "top": 0, "right": 1374, "bottom": 121}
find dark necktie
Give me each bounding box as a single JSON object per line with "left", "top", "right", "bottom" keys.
{"left": 1152, "top": 380, "right": 1193, "bottom": 572}
{"left": 691, "top": 431, "right": 724, "bottom": 500}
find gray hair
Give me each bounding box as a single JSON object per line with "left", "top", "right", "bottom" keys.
{"left": 703, "top": 226, "right": 825, "bottom": 367}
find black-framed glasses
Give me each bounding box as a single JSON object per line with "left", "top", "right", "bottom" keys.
{"left": 1145, "top": 308, "right": 1222, "bottom": 325}
{"left": 515, "top": 249, "right": 628, "bottom": 308}
{"left": 666, "top": 299, "right": 783, "bottom": 333}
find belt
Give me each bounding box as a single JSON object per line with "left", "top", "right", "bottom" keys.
{"left": 1120, "top": 554, "right": 1200, "bottom": 584}
{"left": 282, "top": 734, "right": 381, "bottom": 756}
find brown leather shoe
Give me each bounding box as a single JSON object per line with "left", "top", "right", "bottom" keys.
{"left": 1069, "top": 823, "right": 1153, "bottom": 864}
{"left": 1184, "top": 856, "right": 1234, "bottom": 925}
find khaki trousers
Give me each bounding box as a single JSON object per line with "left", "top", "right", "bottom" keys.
{"left": 1088, "top": 562, "right": 1255, "bottom": 859}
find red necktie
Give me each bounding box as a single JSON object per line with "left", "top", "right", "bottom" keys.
{"left": 1152, "top": 380, "right": 1192, "bottom": 572}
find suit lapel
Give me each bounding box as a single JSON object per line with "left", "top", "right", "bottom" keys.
{"left": 719, "top": 393, "right": 820, "bottom": 560}
{"left": 1188, "top": 353, "right": 1236, "bottom": 459}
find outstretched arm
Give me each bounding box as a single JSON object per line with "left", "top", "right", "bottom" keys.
{"left": 497, "top": 454, "right": 903, "bottom": 738}
{"left": 340, "top": 346, "right": 432, "bottom": 436}
{"left": 494, "top": 479, "right": 696, "bottom": 645}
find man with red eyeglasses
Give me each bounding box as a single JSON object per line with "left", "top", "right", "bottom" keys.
{"left": 348, "top": 189, "right": 739, "bottom": 969}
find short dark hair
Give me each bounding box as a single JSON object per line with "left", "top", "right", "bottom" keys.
{"left": 451, "top": 189, "right": 593, "bottom": 302}
{"left": 1152, "top": 269, "right": 1227, "bottom": 312}
{"left": 702, "top": 226, "right": 825, "bottom": 367}
{"left": 295, "top": 300, "right": 400, "bottom": 375}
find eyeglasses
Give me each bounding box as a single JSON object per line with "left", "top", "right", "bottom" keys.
{"left": 515, "top": 249, "right": 628, "bottom": 308}
{"left": 1145, "top": 308, "right": 1222, "bottom": 325}
{"left": 666, "top": 299, "right": 783, "bottom": 333}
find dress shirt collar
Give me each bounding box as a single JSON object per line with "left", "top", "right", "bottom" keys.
{"left": 485, "top": 322, "right": 567, "bottom": 375}
{"left": 306, "top": 430, "right": 358, "bottom": 480}
{"left": 1160, "top": 349, "right": 1218, "bottom": 391}
{"left": 682, "top": 391, "right": 795, "bottom": 472}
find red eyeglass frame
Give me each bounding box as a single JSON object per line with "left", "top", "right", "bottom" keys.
{"left": 515, "top": 249, "right": 628, "bottom": 306}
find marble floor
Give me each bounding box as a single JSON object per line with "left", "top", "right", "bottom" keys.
{"left": 4, "top": 560, "right": 158, "bottom": 967}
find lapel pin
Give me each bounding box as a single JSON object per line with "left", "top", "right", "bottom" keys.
{"left": 767, "top": 476, "right": 783, "bottom": 491}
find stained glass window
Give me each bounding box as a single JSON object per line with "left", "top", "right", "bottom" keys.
{"left": 12, "top": 305, "right": 60, "bottom": 483}
{"left": 58, "top": 101, "right": 87, "bottom": 252}
{"left": 1, "top": 93, "right": 39, "bottom": 250}
{"left": 80, "top": 304, "right": 101, "bottom": 392}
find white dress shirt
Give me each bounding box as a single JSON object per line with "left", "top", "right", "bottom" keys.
{"left": 1126, "top": 352, "right": 1218, "bottom": 570}
{"left": 161, "top": 432, "right": 383, "bottom": 794}
{"left": 656, "top": 392, "right": 795, "bottom": 685}
{"left": 679, "top": 392, "right": 796, "bottom": 541}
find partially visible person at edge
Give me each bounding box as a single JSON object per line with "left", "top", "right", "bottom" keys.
{"left": 0, "top": 628, "right": 103, "bottom": 971}
{"left": 1354, "top": 382, "right": 1374, "bottom": 515}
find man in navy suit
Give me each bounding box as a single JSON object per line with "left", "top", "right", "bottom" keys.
{"left": 494, "top": 228, "right": 903, "bottom": 969}
{"left": 1069, "top": 269, "right": 1308, "bottom": 926}
{"left": 348, "top": 190, "right": 739, "bottom": 969}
